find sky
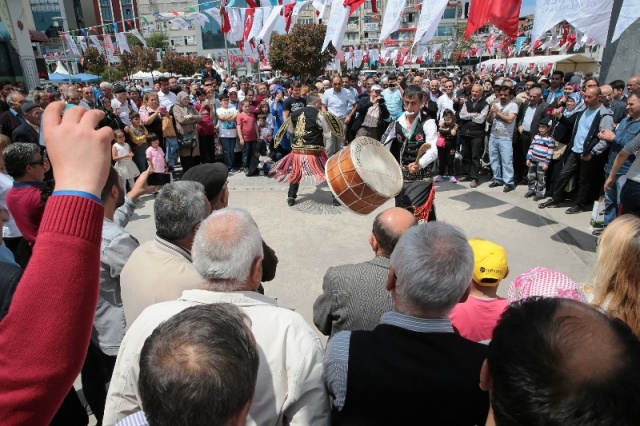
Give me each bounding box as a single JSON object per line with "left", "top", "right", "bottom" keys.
{"left": 521, "top": 0, "right": 536, "bottom": 16}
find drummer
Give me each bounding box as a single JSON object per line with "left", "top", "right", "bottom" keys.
{"left": 382, "top": 85, "right": 439, "bottom": 221}
{"left": 270, "top": 93, "right": 335, "bottom": 206}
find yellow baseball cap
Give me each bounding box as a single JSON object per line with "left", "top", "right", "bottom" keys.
{"left": 469, "top": 238, "right": 508, "bottom": 286}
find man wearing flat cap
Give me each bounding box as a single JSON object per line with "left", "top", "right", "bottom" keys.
{"left": 12, "top": 101, "right": 42, "bottom": 145}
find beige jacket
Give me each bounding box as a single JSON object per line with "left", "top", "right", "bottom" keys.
{"left": 103, "top": 290, "right": 331, "bottom": 426}
{"left": 172, "top": 103, "right": 202, "bottom": 157}
{"left": 120, "top": 237, "right": 202, "bottom": 326}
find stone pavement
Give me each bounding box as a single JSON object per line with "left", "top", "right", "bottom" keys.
{"left": 125, "top": 171, "right": 598, "bottom": 327}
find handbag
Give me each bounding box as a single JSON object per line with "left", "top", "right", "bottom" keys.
{"left": 162, "top": 115, "right": 177, "bottom": 137}
{"left": 436, "top": 134, "right": 447, "bottom": 148}
{"left": 552, "top": 142, "right": 567, "bottom": 160}
{"left": 590, "top": 197, "right": 606, "bottom": 230}
{"left": 178, "top": 131, "right": 197, "bottom": 149}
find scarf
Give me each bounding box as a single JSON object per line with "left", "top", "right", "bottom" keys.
{"left": 564, "top": 93, "right": 586, "bottom": 118}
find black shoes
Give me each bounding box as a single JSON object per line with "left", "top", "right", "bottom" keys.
{"left": 524, "top": 190, "right": 535, "bottom": 198}
{"left": 287, "top": 197, "right": 296, "bottom": 207}
{"left": 489, "top": 181, "right": 503, "bottom": 188}
{"left": 332, "top": 198, "right": 341, "bottom": 207}
{"left": 533, "top": 195, "right": 544, "bottom": 201}
{"left": 503, "top": 185, "right": 514, "bottom": 193}
{"left": 539, "top": 199, "right": 558, "bottom": 209}
{"left": 565, "top": 205, "right": 584, "bottom": 214}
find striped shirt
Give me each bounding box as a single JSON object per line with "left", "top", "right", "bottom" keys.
{"left": 116, "top": 411, "right": 148, "bottom": 426}
{"left": 527, "top": 133, "right": 556, "bottom": 165}
{"left": 323, "top": 312, "right": 454, "bottom": 410}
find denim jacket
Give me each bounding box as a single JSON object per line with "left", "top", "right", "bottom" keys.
{"left": 94, "top": 197, "right": 139, "bottom": 356}
{"left": 606, "top": 116, "right": 640, "bottom": 175}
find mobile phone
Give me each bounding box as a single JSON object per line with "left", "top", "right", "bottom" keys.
{"left": 147, "top": 172, "right": 172, "bottom": 186}
{"left": 160, "top": 106, "right": 167, "bottom": 114}
{"left": 388, "top": 83, "right": 395, "bottom": 87}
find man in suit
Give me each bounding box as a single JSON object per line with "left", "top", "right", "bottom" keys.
{"left": 0, "top": 92, "right": 26, "bottom": 137}
{"left": 11, "top": 101, "right": 41, "bottom": 145}
{"left": 313, "top": 207, "right": 417, "bottom": 337}
{"left": 324, "top": 222, "right": 489, "bottom": 425}
{"left": 600, "top": 84, "right": 627, "bottom": 125}
{"left": 516, "top": 87, "right": 548, "bottom": 184}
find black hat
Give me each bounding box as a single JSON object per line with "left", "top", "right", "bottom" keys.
{"left": 181, "top": 163, "right": 229, "bottom": 202}
{"left": 21, "top": 100, "right": 40, "bottom": 114}
{"left": 113, "top": 85, "right": 127, "bottom": 94}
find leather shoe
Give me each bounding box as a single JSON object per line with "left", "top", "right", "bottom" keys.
{"left": 470, "top": 180, "right": 478, "bottom": 188}
{"left": 460, "top": 176, "right": 473, "bottom": 182}
{"left": 539, "top": 199, "right": 558, "bottom": 209}
{"left": 332, "top": 198, "right": 341, "bottom": 207}
{"left": 524, "top": 190, "right": 535, "bottom": 198}
{"left": 488, "top": 181, "right": 503, "bottom": 188}
{"left": 533, "top": 195, "right": 544, "bottom": 201}
{"left": 503, "top": 185, "right": 514, "bottom": 193}
{"left": 565, "top": 205, "right": 584, "bottom": 214}
{"left": 287, "top": 197, "right": 296, "bottom": 206}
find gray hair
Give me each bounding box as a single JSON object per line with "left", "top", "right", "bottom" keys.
{"left": 6, "top": 92, "right": 21, "bottom": 105}
{"left": 390, "top": 222, "right": 474, "bottom": 316}
{"left": 31, "top": 90, "right": 47, "bottom": 103}
{"left": 193, "top": 208, "right": 263, "bottom": 291}
{"left": 154, "top": 181, "right": 208, "bottom": 241}
{"left": 529, "top": 87, "right": 543, "bottom": 96}
{"left": 3, "top": 142, "right": 40, "bottom": 178}
{"left": 100, "top": 82, "right": 113, "bottom": 90}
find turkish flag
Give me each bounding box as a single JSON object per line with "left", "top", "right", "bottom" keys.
{"left": 465, "top": 0, "right": 522, "bottom": 39}
{"left": 284, "top": 3, "right": 296, "bottom": 33}
{"left": 243, "top": 9, "right": 254, "bottom": 40}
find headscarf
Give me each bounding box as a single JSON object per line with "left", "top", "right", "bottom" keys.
{"left": 271, "top": 85, "right": 285, "bottom": 99}
{"left": 175, "top": 91, "right": 190, "bottom": 105}
{"left": 507, "top": 267, "right": 587, "bottom": 303}
{"left": 564, "top": 92, "right": 586, "bottom": 118}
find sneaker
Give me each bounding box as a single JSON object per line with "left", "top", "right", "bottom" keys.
{"left": 470, "top": 180, "right": 478, "bottom": 188}
{"left": 287, "top": 197, "right": 296, "bottom": 206}
{"left": 435, "top": 175, "right": 444, "bottom": 182}
{"left": 449, "top": 176, "right": 457, "bottom": 183}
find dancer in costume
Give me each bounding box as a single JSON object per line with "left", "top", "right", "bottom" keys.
{"left": 382, "top": 85, "right": 439, "bottom": 221}
{"left": 271, "top": 94, "right": 344, "bottom": 206}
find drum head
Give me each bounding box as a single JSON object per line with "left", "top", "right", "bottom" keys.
{"left": 349, "top": 137, "right": 403, "bottom": 197}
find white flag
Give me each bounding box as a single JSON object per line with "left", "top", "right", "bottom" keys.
{"left": 88, "top": 35, "right": 104, "bottom": 53}
{"left": 227, "top": 9, "right": 244, "bottom": 43}
{"left": 248, "top": 8, "right": 264, "bottom": 43}
{"left": 294, "top": 0, "right": 311, "bottom": 16}
{"left": 204, "top": 8, "right": 223, "bottom": 28}
{"left": 379, "top": 0, "right": 406, "bottom": 43}
{"left": 413, "top": 0, "right": 449, "bottom": 47}
{"left": 169, "top": 17, "right": 190, "bottom": 31}
{"left": 312, "top": 0, "right": 328, "bottom": 20}
{"left": 76, "top": 36, "right": 88, "bottom": 54}
{"left": 129, "top": 29, "right": 147, "bottom": 47}
{"left": 258, "top": 6, "right": 283, "bottom": 41}
{"left": 612, "top": 0, "right": 640, "bottom": 42}
{"left": 321, "top": 0, "right": 350, "bottom": 52}
{"left": 115, "top": 32, "right": 131, "bottom": 53}
{"left": 532, "top": 0, "right": 613, "bottom": 46}
{"left": 64, "top": 35, "right": 81, "bottom": 57}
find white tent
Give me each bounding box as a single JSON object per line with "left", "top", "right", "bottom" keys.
{"left": 130, "top": 70, "right": 171, "bottom": 86}
{"left": 477, "top": 54, "right": 600, "bottom": 75}
{"left": 53, "top": 60, "right": 69, "bottom": 75}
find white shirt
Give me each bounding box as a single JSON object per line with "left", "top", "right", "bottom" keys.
{"left": 111, "top": 98, "right": 136, "bottom": 126}
{"left": 158, "top": 90, "right": 177, "bottom": 109}
{"left": 384, "top": 113, "right": 438, "bottom": 169}
{"left": 322, "top": 88, "right": 355, "bottom": 120}
{"left": 437, "top": 93, "right": 454, "bottom": 121}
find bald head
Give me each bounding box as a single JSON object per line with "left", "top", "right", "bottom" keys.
{"left": 371, "top": 207, "right": 417, "bottom": 257}
{"left": 627, "top": 76, "right": 640, "bottom": 95}
{"left": 600, "top": 84, "right": 613, "bottom": 106}
{"left": 486, "top": 297, "right": 640, "bottom": 425}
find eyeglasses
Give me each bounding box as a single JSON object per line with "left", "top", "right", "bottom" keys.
{"left": 28, "top": 157, "right": 48, "bottom": 166}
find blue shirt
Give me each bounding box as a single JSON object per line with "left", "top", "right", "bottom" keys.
{"left": 572, "top": 107, "right": 598, "bottom": 154}
{"left": 382, "top": 88, "right": 403, "bottom": 120}
{"left": 606, "top": 116, "right": 640, "bottom": 174}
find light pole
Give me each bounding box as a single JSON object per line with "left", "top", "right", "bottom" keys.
{"left": 52, "top": 17, "right": 73, "bottom": 84}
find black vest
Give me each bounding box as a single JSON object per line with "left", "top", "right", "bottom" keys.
{"left": 291, "top": 107, "right": 323, "bottom": 148}
{"left": 391, "top": 114, "right": 427, "bottom": 165}
{"left": 337, "top": 324, "right": 489, "bottom": 426}
{"left": 458, "top": 98, "right": 488, "bottom": 137}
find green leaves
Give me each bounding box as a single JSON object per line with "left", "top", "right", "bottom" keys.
{"left": 268, "top": 25, "right": 336, "bottom": 77}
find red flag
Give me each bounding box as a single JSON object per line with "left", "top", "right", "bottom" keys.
{"left": 344, "top": 0, "right": 365, "bottom": 16}
{"left": 465, "top": 0, "right": 522, "bottom": 39}
{"left": 243, "top": 9, "right": 255, "bottom": 40}
{"left": 371, "top": 0, "right": 377, "bottom": 13}
{"left": 246, "top": 0, "right": 257, "bottom": 7}
{"left": 220, "top": 1, "right": 231, "bottom": 33}
{"left": 284, "top": 3, "right": 296, "bottom": 33}
{"left": 168, "top": 10, "right": 180, "bottom": 16}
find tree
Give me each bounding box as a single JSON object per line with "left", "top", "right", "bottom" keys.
{"left": 101, "top": 66, "right": 124, "bottom": 82}
{"left": 119, "top": 45, "right": 160, "bottom": 76}
{"left": 268, "top": 24, "right": 336, "bottom": 78}
{"left": 161, "top": 52, "right": 196, "bottom": 76}
{"left": 82, "top": 46, "right": 107, "bottom": 76}
{"left": 193, "top": 56, "right": 207, "bottom": 73}
{"left": 146, "top": 32, "right": 169, "bottom": 49}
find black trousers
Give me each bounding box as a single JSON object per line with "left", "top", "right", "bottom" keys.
{"left": 460, "top": 135, "right": 484, "bottom": 181}
{"left": 621, "top": 179, "right": 640, "bottom": 217}
{"left": 81, "top": 340, "right": 116, "bottom": 426}
{"left": 3, "top": 236, "right": 31, "bottom": 269}
{"left": 551, "top": 151, "right": 595, "bottom": 207}
{"left": 514, "top": 131, "right": 532, "bottom": 181}
{"left": 288, "top": 183, "right": 299, "bottom": 199}
{"left": 179, "top": 155, "right": 200, "bottom": 174}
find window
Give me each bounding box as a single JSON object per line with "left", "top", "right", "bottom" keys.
{"left": 185, "top": 36, "right": 196, "bottom": 46}
{"left": 364, "top": 1, "right": 371, "bottom": 8}
{"left": 436, "top": 25, "right": 453, "bottom": 37}
{"left": 101, "top": 7, "right": 113, "bottom": 21}
{"left": 442, "top": 7, "right": 456, "bottom": 19}
{"left": 171, "top": 37, "right": 184, "bottom": 46}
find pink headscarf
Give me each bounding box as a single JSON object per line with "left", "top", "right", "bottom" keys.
{"left": 508, "top": 267, "right": 587, "bottom": 303}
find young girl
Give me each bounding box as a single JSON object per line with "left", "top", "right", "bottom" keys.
{"left": 146, "top": 133, "right": 168, "bottom": 173}
{"left": 128, "top": 112, "right": 149, "bottom": 173}
{"left": 436, "top": 109, "right": 458, "bottom": 183}
{"left": 259, "top": 101, "right": 275, "bottom": 133}
{"left": 112, "top": 130, "right": 140, "bottom": 191}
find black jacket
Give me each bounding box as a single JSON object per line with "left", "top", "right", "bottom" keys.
{"left": 569, "top": 105, "right": 614, "bottom": 156}
{"left": 517, "top": 100, "right": 549, "bottom": 134}
{"left": 11, "top": 122, "right": 40, "bottom": 144}
{"left": 350, "top": 96, "right": 390, "bottom": 138}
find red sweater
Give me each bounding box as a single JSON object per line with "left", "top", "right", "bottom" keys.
{"left": 0, "top": 195, "right": 103, "bottom": 425}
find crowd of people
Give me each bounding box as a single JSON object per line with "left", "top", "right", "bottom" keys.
{"left": 1, "top": 63, "right": 640, "bottom": 425}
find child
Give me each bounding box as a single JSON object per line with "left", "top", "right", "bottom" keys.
{"left": 449, "top": 238, "right": 509, "bottom": 342}
{"left": 236, "top": 100, "right": 259, "bottom": 176}
{"left": 435, "top": 109, "right": 458, "bottom": 183}
{"left": 112, "top": 130, "right": 140, "bottom": 190}
{"left": 257, "top": 114, "right": 267, "bottom": 137}
{"left": 146, "top": 133, "right": 167, "bottom": 174}
{"left": 128, "top": 111, "right": 149, "bottom": 173}
{"left": 525, "top": 115, "right": 555, "bottom": 201}
{"left": 259, "top": 101, "right": 275, "bottom": 133}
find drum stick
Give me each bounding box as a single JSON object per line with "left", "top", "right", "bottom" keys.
{"left": 413, "top": 143, "right": 431, "bottom": 167}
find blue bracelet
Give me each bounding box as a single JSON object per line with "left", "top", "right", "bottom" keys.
{"left": 52, "top": 190, "right": 102, "bottom": 204}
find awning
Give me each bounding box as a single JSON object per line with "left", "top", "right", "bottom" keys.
{"left": 30, "top": 30, "right": 49, "bottom": 43}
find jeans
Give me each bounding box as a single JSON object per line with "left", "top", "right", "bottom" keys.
{"left": 461, "top": 134, "right": 484, "bottom": 181}
{"left": 220, "top": 137, "right": 236, "bottom": 170}
{"left": 621, "top": 179, "right": 640, "bottom": 217}
{"left": 527, "top": 162, "right": 547, "bottom": 196}
{"left": 604, "top": 173, "right": 625, "bottom": 226}
{"left": 164, "top": 136, "right": 179, "bottom": 167}
{"left": 489, "top": 136, "right": 514, "bottom": 186}
{"left": 242, "top": 140, "right": 257, "bottom": 169}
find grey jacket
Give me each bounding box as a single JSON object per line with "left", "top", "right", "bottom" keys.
{"left": 94, "top": 197, "right": 139, "bottom": 356}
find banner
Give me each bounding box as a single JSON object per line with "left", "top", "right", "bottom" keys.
{"left": 114, "top": 32, "right": 131, "bottom": 53}
{"left": 465, "top": 0, "right": 521, "bottom": 39}
{"left": 532, "top": 0, "right": 613, "bottom": 46}
{"left": 227, "top": 8, "right": 244, "bottom": 43}
{"left": 258, "top": 5, "right": 283, "bottom": 41}
{"left": 248, "top": 7, "right": 264, "bottom": 43}
{"left": 63, "top": 35, "right": 81, "bottom": 57}
{"left": 379, "top": 0, "right": 406, "bottom": 42}
{"left": 612, "top": 0, "right": 640, "bottom": 42}
{"left": 321, "top": 0, "right": 350, "bottom": 51}
{"left": 413, "top": 0, "right": 449, "bottom": 47}
{"left": 129, "top": 29, "right": 147, "bottom": 47}
{"left": 88, "top": 35, "right": 104, "bottom": 53}
{"left": 204, "top": 7, "right": 223, "bottom": 28}
{"left": 77, "top": 35, "right": 88, "bottom": 53}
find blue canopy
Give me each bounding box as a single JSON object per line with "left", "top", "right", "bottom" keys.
{"left": 47, "top": 72, "right": 101, "bottom": 83}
